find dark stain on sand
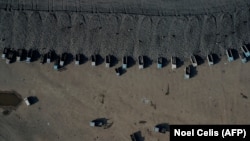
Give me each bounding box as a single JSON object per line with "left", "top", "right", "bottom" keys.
{"left": 0, "top": 91, "right": 22, "bottom": 107}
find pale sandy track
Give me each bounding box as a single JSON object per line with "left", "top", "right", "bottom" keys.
{"left": 41, "top": 13, "right": 57, "bottom": 52}
{"left": 116, "top": 15, "right": 137, "bottom": 57}
{"left": 235, "top": 9, "right": 249, "bottom": 45}
{"left": 69, "top": 13, "right": 86, "bottom": 54}
{"left": 86, "top": 14, "right": 102, "bottom": 55}
{"left": 98, "top": 15, "right": 120, "bottom": 56}
{"left": 27, "top": 12, "right": 42, "bottom": 50}
{"left": 137, "top": 16, "right": 153, "bottom": 57}
{"left": 184, "top": 16, "right": 202, "bottom": 55}
{"left": 56, "top": 12, "right": 71, "bottom": 54}
{"left": 200, "top": 15, "right": 217, "bottom": 55}
{"left": 168, "top": 16, "right": 187, "bottom": 58}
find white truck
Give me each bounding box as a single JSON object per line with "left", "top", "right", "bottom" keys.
{"left": 24, "top": 97, "right": 31, "bottom": 106}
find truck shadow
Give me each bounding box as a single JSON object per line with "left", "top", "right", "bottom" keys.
{"left": 130, "top": 131, "right": 145, "bottom": 141}
{"left": 27, "top": 96, "right": 39, "bottom": 105}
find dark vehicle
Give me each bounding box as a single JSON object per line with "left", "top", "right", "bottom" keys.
{"left": 130, "top": 131, "right": 144, "bottom": 141}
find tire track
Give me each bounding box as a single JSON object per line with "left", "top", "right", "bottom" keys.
{"left": 26, "top": 12, "right": 42, "bottom": 50}
{"left": 219, "top": 13, "right": 235, "bottom": 49}
{"left": 200, "top": 15, "right": 217, "bottom": 55}
{"left": 42, "top": 13, "right": 57, "bottom": 51}
{"left": 155, "top": 17, "right": 173, "bottom": 58}
{"left": 235, "top": 9, "right": 249, "bottom": 45}
{"left": 147, "top": 17, "right": 159, "bottom": 59}
{"left": 56, "top": 12, "right": 71, "bottom": 54}
{"left": 184, "top": 16, "right": 202, "bottom": 56}
{"left": 136, "top": 16, "right": 153, "bottom": 57}
{"left": 12, "top": 12, "right": 28, "bottom": 49}
{"left": 168, "top": 16, "right": 187, "bottom": 59}
{"left": 0, "top": 11, "right": 14, "bottom": 48}
{"left": 70, "top": 13, "right": 86, "bottom": 54}
{"left": 117, "top": 15, "right": 137, "bottom": 58}
{"left": 0, "top": 10, "right": 4, "bottom": 48}
{"left": 249, "top": 8, "right": 250, "bottom": 44}
{"left": 85, "top": 14, "right": 102, "bottom": 55}
{"left": 98, "top": 14, "right": 121, "bottom": 56}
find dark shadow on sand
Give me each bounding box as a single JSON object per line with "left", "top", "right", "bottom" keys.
{"left": 79, "top": 54, "right": 88, "bottom": 65}
{"left": 176, "top": 57, "right": 183, "bottom": 68}
{"left": 190, "top": 65, "right": 198, "bottom": 78}
{"left": 58, "top": 52, "right": 73, "bottom": 67}
{"left": 27, "top": 96, "right": 39, "bottom": 105}
{"left": 212, "top": 53, "right": 220, "bottom": 64}
{"left": 127, "top": 56, "right": 135, "bottom": 68}
{"left": 32, "top": 50, "right": 41, "bottom": 62}
{"left": 110, "top": 55, "right": 118, "bottom": 67}
{"left": 194, "top": 55, "right": 204, "bottom": 65}
{"left": 118, "top": 66, "right": 126, "bottom": 75}
{"left": 8, "top": 49, "right": 17, "bottom": 64}
{"left": 143, "top": 56, "right": 152, "bottom": 68}
{"left": 92, "top": 118, "right": 108, "bottom": 126}
{"left": 19, "top": 49, "right": 27, "bottom": 61}
{"left": 96, "top": 54, "right": 104, "bottom": 66}
{"left": 155, "top": 123, "right": 170, "bottom": 133}
{"left": 46, "top": 50, "right": 56, "bottom": 62}
{"left": 130, "top": 131, "right": 145, "bottom": 141}
{"left": 161, "top": 57, "right": 168, "bottom": 68}
{"left": 231, "top": 49, "right": 239, "bottom": 60}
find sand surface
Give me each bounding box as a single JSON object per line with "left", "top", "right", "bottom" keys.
{"left": 0, "top": 57, "right": 250, "bottom": 141}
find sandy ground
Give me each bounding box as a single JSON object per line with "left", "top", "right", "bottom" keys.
{"left": 0, "top": 56, "right": 250, "bottom": 141}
